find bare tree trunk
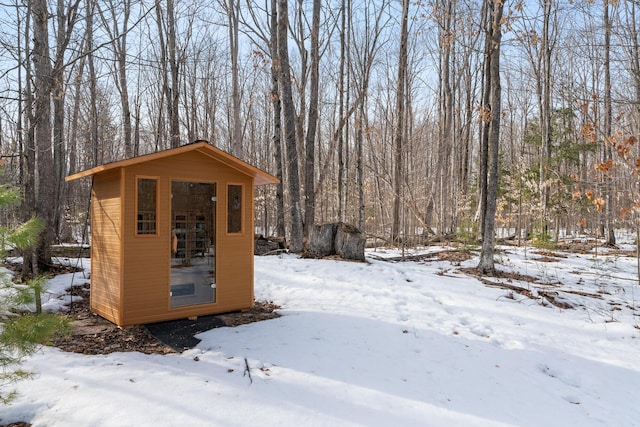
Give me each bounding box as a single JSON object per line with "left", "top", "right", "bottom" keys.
{"left": 154, "top": 0, "right": 181, "bottom": 149}
{"left": 87, "top": 0, "right": 100, "bottom": 166}
{"left": 99, "top": 0, "right": 133, "bottom": 158}
{"left": 436, "top": 0, "right": 454, "bottom": 235}
{"left": 354, "top": 0, "right": 388, "bottom": 230}
{"left": 52, "top": 0, "right": 80, "bottom": 243}
{"left": 459, "top": 37, "right": 477, "bottom": 196}
{"left": 304, "top": 0, "right": 321, "bottom": 239}
{"left": 478, "top": 0, "right": 504, "bottom": 274}
{"left": 15, "top": 1, "right": 25, "bottom": 198}
{"left": 337, "top": 0, "right": 346, "bottom": 221}
{"left": 356, "top": 100, "right": 365, "bottom": 231}
{"left": 154, "top": 0, "right": 168, "bottom": 150}
{"left": 269, "top": 0, "right": 285, "bottom": 238}
{"left": 20, "top": 3, "right": 35, "bottom": 217}
{"left": 277, "top": 0, "right": 304, "bottom": 252}
{"left": 226, "top": 0, "right": 242, "bottom": 156}
{"left": 21, "top": 2, "right": 36, "bottom": 275}
{"left": 391, "top": 0, "right": 409, "bottom": 243}
{"left": 344, "top": 0, "right": 352, "bottom": 222}
{"left": 540, "top": 0, "right": 553, "bottom": 235}
{"left": 624, "top": 0, "right": 640, "bottom": 162}
{"left": 294, "top": 0, "right": 307, "bottom": 178}
{"left": 477, "top": 0, "right": 491, "bottom": 240}
{"left": 603, "top": 0, "right": 616, "bottom": 246}
{"left": 32, "top": 0, "right": 56, "bottom": 272}
{"left": 66, "top": 50, "right": 87, "bottom": 228}
{"left": 119, "top": 2, "right": 133, "bottom": 158}
{"left": 68, "top": 54, "right": 86, "bottom": 177}
{"left": 52, "top": 0, "right": 66, "bottom": 244}
{"left": 167, "top": 0, "right": 180, "bottom": 147}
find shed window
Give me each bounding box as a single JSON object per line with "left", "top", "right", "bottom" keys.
{"left": 227, "top": 184, "right": 242, "bottom": 233}
{"left": 137, "top": 178, "right": 157, "bottom": 235}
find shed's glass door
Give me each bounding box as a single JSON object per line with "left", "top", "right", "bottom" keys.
{"left": 170, "top": 181, "right": 216, "bottom": 308}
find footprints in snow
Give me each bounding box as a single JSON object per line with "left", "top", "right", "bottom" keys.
{"left": 538, "top": 363, "right": 584, "bottom": 405}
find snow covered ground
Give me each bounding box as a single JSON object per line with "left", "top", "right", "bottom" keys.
{"left": 2, "top": 244, "right": 639, "bottom": 426}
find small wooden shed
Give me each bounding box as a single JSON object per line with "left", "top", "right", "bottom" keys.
{"left": 66, "top": 141, "right": 279, "bottom": 326}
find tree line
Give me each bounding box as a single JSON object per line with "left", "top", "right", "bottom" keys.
{"left": 0, "top": 0, "right": 638, "bottom": 274}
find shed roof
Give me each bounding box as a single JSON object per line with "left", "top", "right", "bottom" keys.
{"left": 65, "top": 140, "right": 279, "bottom": 186}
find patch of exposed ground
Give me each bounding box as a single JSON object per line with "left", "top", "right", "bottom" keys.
{"left": 459, "top": 267, "right": 573, "bottom": 309}
{"left": 531, "top": 250, "right": 569, "bottom": 262}
{"left": 369, "top": 249, "right": 475, "bottom": 264}
{"left": 52, "top": 285, "right": 280, "bottom": 355}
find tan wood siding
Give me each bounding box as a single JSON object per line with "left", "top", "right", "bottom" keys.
{"left": 90, "top": 169, "right": 122, "bottom": 325}
{"left": 216, "top": 179, "right": 254, "bottom": 309}
{"left": 120, "top": 169, "right": 168, "bottom": 325}
{"left": 66, "top": 141, "right": 279, "bottom": 186}
{"left": 117, "top": 151, "right": 255, "bottom": 325}
{"left": 82, "top": 148, "right": 264, "bottom": 326}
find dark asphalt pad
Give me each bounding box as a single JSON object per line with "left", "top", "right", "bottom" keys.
{"left": 145, "top": 315, "right": 226, "bottom": 351}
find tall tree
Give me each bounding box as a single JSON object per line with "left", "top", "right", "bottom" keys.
{"left": 621, "top": 0, "right": 640, "bottom": 150}
{"left": 31, "top": 0, "right": 56, "bottom": 272}
{"left": 391, "top": 0, "right": 409, "bottom": 243}
{"left": 98, "top": 0, "right": 134, "bottom": 158}
{"left": 540, "top": 0, "right": 554, "bottom": 235}
{"left": 477, "top": 3, "right": 491, "bottom": 240}
{"left": 433, "top": 0, "right": 455, "bottom": 235}
{"left": 19, "top": 1, "right": 37, "bottom": 278}
{"left": 303, "top": 0, "right": 321, "bottom": 239}
{"left": 277, "top": 0, "right": 304, "bottom": 252}
{"left": 167, "top": 0, "right": 180, "bottom": 148}
{"left": 52, "top": 0, "right": 81, "bottom": 241}
{"left": 154, "top": 0, "right": 181, "bottom": 148}
{"left": 353, "top": 0, "right": 389, "bottom": 230}
{"left": 603, "top": 0, "right": 616, "bottom": 246}
{"left": 236, "top": 0, "right": 285, "bottom": 235}
{"left": 269, "top": 0, "right": 285, "bottom": 237}
{"left": 337, "top": 0, "right": 348, "bottom": 221}
{"left": 225, "top": 0, "right": 242, "bottom": 156}
{"left": 478, "top": 0, "right": 504, "bottom": 274}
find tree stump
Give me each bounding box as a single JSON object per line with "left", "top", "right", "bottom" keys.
{"left": 308, "top": 223, "right": 337, "bottom": 258}
{"left": 308, "top": 222, "right": 365, "bottom": 261}
{"left": 334, "top": 223, "right": 366, "bottom": 261}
